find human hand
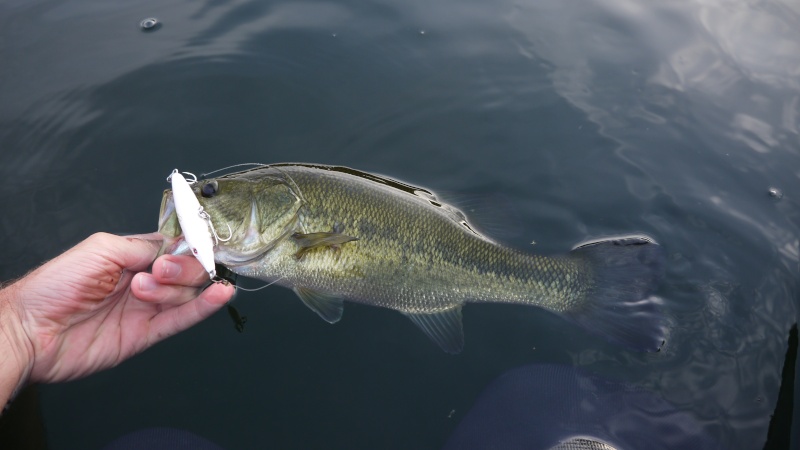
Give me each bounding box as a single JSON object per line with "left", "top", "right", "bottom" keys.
{"left": 0, "top": 232, "right": 234, "bottom": 403}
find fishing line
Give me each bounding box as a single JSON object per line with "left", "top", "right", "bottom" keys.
{"left": 269, "top": 166, "right": 309, "bottom": 233}
{"left": 200, "top": 163, "right": 268, "bottom": 179}
{"left": 229, "top": 276, "right": 286, "bottom": 292}
{"left": 197, "top": 164, "right": 307, "bottom": 216}
{"left": 270, "top": 165, "right": 307, "bottom": 204}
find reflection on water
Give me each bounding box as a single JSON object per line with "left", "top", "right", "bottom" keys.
{"left": 0, "top": 0, "right": 798, "bottom": 448}
{"left": 444, "top": 364, "right": 719, "bottom": 450}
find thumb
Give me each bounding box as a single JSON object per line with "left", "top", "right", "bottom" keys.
{"left": 77, "top": 233, "right": 163, "bottom": 272}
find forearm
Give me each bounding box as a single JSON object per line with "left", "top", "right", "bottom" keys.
{"left": 0, "top": 282, "right": 33, "bottom": 410}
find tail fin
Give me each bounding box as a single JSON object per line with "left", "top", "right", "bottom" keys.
{"left": 565, "top": 236, "right": 666, "bottom": 352}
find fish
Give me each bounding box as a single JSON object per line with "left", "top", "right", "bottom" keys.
{"left": 157, "top": 163, "right": 666, "bottom": 353}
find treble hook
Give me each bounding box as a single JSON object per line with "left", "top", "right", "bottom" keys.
{"left": 214, "top": 222, "right": 233, "bottom": 243}
{"left": 198, "top": 208, "right": 232, "bottom": 245}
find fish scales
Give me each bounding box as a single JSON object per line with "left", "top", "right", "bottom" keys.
{"left": 271, "top": 166, "right": 590, "bottom": 314}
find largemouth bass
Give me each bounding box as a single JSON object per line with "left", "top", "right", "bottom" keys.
{"left": 158, "top": 163, "right": 665, "bottom": 353}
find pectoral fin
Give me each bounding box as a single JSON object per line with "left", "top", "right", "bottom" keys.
{"left": 405, "top": 306, "right": 465, "bottom": 354}
{"left": 292, "top": 230, "right": 358, "bottom": 259}
{"left": 293, "top": 286, "right": 344, "bottom": 323}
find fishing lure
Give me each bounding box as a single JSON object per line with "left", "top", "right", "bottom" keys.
{"left": 167, "top": 169, "right": 217, "bottom": 279}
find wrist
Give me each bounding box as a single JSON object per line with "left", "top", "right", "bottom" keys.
{"left": 0, "top": 281, "right": 35, "bottom": 410}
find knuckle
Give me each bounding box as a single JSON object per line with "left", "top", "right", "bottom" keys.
{"left": 85, "top": 232, "right": 116, "bottom": 247}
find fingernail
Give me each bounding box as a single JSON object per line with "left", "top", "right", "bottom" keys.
{"left": 138, "top": 275, "right": 157, "bottom": 292}
{"left": 161, "top": 260, "right": 182, "bottom": 279}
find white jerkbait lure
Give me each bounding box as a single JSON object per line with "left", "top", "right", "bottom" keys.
{"left": 167, "top": 169, "right": 217, "bottom": 279}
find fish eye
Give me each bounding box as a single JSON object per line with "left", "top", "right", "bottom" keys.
{"left": 201, "top": 180, "right": 218, "bottom": 198}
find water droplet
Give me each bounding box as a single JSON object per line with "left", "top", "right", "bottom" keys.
{"left": 331, "top": 33, "right": 337, "bottom": 38}
{"left": 768, "top": 187, "right": 783, "bottom": 199}
{"left": 419, "top": 30, "right": 426, "bottom": 35}
{"left": 140, "top": 17, "right": 160, "bottom": 31}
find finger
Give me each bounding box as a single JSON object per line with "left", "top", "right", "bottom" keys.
{"left": 131, "top": 273, "right": 203, "bottom": 305}
{"left": 77, "top": 232, "right": 163, "bottom": 272}
{"left": 121, "top": 231, "right": 163, "bottom": 242}
{"left": 151, "top": 255, "right": 210, "bottom": 287}
{"left": 147, "top": 281, "right": 235, "bottom": 344}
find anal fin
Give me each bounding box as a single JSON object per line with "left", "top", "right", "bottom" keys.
{"left": 405, "top": 306, "right": 465, "bottom": 354}
{"left": 293, "top": 286, "right": 344, "bottom": 324}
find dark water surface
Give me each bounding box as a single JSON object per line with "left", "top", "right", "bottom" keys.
{"left": 1, "top": 0, "right": 799, "bottom": 448}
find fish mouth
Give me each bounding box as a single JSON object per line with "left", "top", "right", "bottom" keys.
{"left": 157, "top": 190, "right": 274, "bottom": 264}
{"left": 158, "top": 194, "right": 174, "bottom": 227}
{"left": 157, "top": 188, "right": 301, "bottom": 267}
{"left": 158, "top": 190, "right": 180, "bottom": 238}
